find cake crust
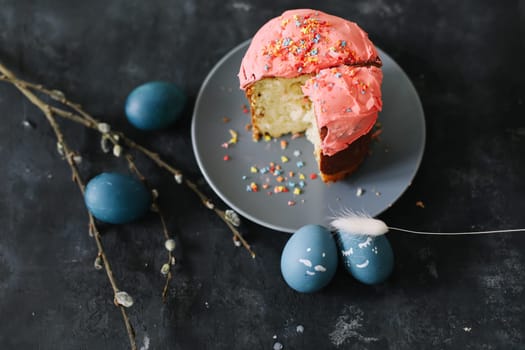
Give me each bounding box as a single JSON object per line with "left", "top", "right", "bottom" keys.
{"left": 318, "top": 132, "right": 371, "bottom": 182}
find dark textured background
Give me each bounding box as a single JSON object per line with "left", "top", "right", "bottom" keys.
{"left": 1, "top": 1, "right": 524, "bottom": 349}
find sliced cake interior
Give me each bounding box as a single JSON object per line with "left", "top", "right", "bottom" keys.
{"left": 245, "top": 76, "right": 326, "bottom": 174}
{"left": 246, "top": 76, "right": 315, "bottom": 139}
{"left": 245, "top": 68, "right": 378, "bottom": 182}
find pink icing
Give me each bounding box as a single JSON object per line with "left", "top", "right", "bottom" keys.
{"left": 238, "top": 9, "right": 383, "bottom": 156}
{"left": 238, "top": 9, "right": 380, "bottom": 88}
{"left": 302, "top": 65, "right": 383, "bottom": 156}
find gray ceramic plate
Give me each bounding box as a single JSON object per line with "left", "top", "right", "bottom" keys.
{"left": 192, "top": 40, "right": 425, "bottom": 233}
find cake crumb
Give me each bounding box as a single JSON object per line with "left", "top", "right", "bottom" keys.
{"left": 416, "top": 201, "right": 425, "bottom": 208}
{"left": 222, "top": 117, "right": 231, "bottom": 123}
{"left": 22, "top": 120, "right": 35, "bottom": 128}
{"left": 228, "top": 129, "right": 238, "bottom": 144}
{"left": 371, "top": 128, "right": 383, "bottom": 140}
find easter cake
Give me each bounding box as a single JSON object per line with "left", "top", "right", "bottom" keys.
{"left": 238, "top": 9, "right": 383, "bottom": 182}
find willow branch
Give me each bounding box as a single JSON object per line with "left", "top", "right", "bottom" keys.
{"left": 125, "top": 154, "right": 175, "bottom": 302}
{"left": 1, "top": 64, "right": 255, "bottom": 258}
{"left": 184, "top": 180, "right": 255, "bottom": 258}
{"left": 0, "top": 62, "right": 137, "bottom": 350}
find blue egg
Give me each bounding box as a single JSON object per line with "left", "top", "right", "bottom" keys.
{"left": 84, "top": 172, "right": 152, "bottom": 224}
{"left": 281, "top": 225, "right": 338, "bottom": 293}
{"left": 335, "top": 232, "right": 394, "bottom": 285}
{"left": 125, "top": 81, "right": 186, "bottom": 130}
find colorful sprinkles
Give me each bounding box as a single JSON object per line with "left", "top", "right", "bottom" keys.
{"left": 216, "top": 112, "right": 323, "bottom": 209}
{"left": 215, "top": 118, "right": 385, "bottom": 209}
{"left": 239, "top": 147, "right": 320, "bottom": 207}
{"left": 228, "top": 129, "right": 321, "bottom": 205}
{"left": 261, "top": 12, "right": 358, "bottom": 75}
{"left": 221, "top": 127, "right": 240, "bottom": 160}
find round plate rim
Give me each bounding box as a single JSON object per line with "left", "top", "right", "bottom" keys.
{"left": 191, "top": 40, "right": 426, "bottom": 233}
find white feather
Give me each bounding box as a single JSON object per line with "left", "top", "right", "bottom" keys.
{"left": 329, "top": 211, "right": 388, "bottom": 237}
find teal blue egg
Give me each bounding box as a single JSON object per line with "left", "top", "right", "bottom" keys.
{"left": 84, "top": 172, "right": 151, "bottom": 224}
{"left": 280, "top": 225, "right": 338, "bottom": 293}
{"left": 125, "top": 81, "right": 186, "bottom": 130}
{"left": 335, "top": 232, "right": 394, "bottom": 285}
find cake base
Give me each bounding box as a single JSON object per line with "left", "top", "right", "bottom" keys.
{"left": 317, "top": 132, "right": 371, "bottom": 182}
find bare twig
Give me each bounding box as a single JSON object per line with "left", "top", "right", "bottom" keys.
{"left": 0, "top": 62, "right": 137, "bottom": 350}
{"left": 1, "top": 61, "right": 257, "bottom": 348}
{"left": 125, "top": 154, "right": 175, "bottom": 302}
{"left": 2, "top": 66, "right": 254, "bottom": 258}
{"left": 185, "top": 180, "right": 256, "bottom": 258}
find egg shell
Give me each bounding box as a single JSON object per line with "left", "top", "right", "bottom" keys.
{"left": 280, "top": 224, "right": 338, "bottom": 293}
{"left": 335, "top": 232, "right": 394, "bottom": 285}
{"left": 125, "top": 81, "right": 186, "bottom": 130}
{"left": 84, "top": 172, "right": 152, "bottom": 224}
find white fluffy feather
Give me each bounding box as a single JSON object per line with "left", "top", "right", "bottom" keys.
{"left": 330, "top": 211, "right": 388, "bottom": 237}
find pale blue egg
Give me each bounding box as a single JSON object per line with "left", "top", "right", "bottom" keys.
{"left": 280, "top": 225, "right": 338, "bottom": 293}
{"left": 84, "top": 172, "right": 152, "bottom": 224}
{"left": 335, "top": 232, "right": 394, "bottom": 285}
{"left": 125, "top": 81, "right": 186, "bottom": 130}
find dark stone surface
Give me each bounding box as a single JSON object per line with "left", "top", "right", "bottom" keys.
{"left": 1, "top": 1, "right": 524, "bottom": 349}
